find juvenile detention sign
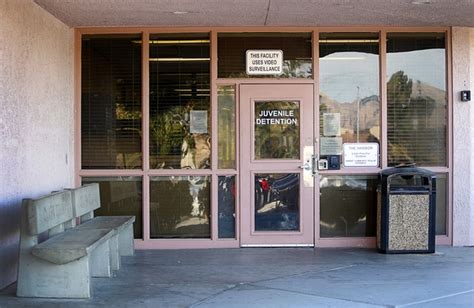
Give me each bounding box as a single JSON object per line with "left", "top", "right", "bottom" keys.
{"left": 246, "top": 50, "right": 283, "bottom": 75}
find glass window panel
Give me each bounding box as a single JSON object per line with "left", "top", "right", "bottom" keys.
{"left": 255, "top": 173, "right": 300, "bottom": 231}
{"left": 319, "top": 33, "right": 380, "bottom": 157}
{"left": 150, "top": 176, "right": 210, "bottom": 238}
{"left": 218, "top": 33, "right": 312, "bottom": 78}
{"left": 255, "top": 101, "right": 300, "bottom": 160}
{"left": 387, "top": 33, "right": 446, "bottom": 166}
{"left": 320, "top": 175, "right": 377, "bottom": 238}
{"left": 218, "top": 85, "right": 236, "bottom": 169}
{"left": 435, "top": 174, "right": 447, "bottom": 235}
{"left": 149, "top": 34, "right": 211, "bottom": 169}
{"left": 81, "top": 34, "right": 142, "bottom": 169}
{"left": 81, "top": 177, "right": 143, "bottom": 239}
{"left": 218, "top": 176, "right": 236, "bottom": 238}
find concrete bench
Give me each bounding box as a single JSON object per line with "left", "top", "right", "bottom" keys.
{"left": 70, "top": 183, "right": 135, "bottom": 271}
{"left": 16, "top": 190, "right": 114, "bottom": 298}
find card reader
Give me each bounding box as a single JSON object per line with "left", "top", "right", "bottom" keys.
{"left": 318, "top": 159, "right": 328, "bottom": 170}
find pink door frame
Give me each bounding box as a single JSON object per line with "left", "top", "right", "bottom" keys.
{"left": 240, "top": 84, "right": 315, "bottom": 246}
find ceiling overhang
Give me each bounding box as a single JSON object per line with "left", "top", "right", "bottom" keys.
{"left": 34, "top": 0, "right": 474, "bottom": 28}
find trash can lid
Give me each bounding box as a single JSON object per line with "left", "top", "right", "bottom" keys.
{"left": 380, "top": 166, "right": 435, "bottom": 177}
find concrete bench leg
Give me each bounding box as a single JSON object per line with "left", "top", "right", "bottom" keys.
{"left": 90, "top": 240, "right": 111, "bottom": 278}
{"left": 17, "top": 253, "right": 91, "bottom": 298}
{"left": 109, "top": 234, "right": 121, "bottom": 271}
{"left": 118, "top": 224, "right": 134, "bottom": 256}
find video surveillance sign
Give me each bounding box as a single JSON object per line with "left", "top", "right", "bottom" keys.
{"left": 246, "top": 50, "right": 283, "bottom": 75}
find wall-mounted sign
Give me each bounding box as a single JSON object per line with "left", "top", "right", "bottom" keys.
{"left": 320, "top": 137, "right": 342, "bottom": 155}
{"left": 323, "top": 113, "right": 341, "bottom": 136}
{"left": 190, "top": 110, "right": 208, "bottom": 134}
{"left": 343, "top": 143, "right": 379, "bottom": 167}
{"left": 246, "top": 50, "right": 283, "bottom": 75}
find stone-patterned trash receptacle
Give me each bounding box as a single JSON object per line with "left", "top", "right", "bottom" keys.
{"left": 377, "top": 166, "right": 436, "bottom": 254}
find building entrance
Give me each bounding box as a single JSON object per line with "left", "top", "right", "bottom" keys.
{"left": 77, "top": 31, "right": 451, "bottom": 249}
{"left": 240, "top": 84, "right": 316, "bottom": 246}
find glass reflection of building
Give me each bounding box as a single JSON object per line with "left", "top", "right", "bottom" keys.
{"left": 149, "top": 34, "right": 211, "bottom": 170}
{"left": 319, "top": 33, "right": 380, "bottom": 146}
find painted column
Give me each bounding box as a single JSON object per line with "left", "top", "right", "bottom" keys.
{"left": 452, "top": 27, "right": 474, "bottom": 246}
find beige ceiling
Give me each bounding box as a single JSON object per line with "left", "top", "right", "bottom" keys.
{"left": 34, "top": 0, "right": 474, "bottom": 28}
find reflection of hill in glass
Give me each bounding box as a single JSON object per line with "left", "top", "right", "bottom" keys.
{"left": 320, "top": 80, "right": 445, "bottom": 133}
{"left": 320, "top": 77, "right": 446, "bottom": 152}
{"left": 386, "top": 71, "right": 447, "bottom": 166}
{"left": 408, "top": 80, "right": 447, "bottom": 132}
{"left": 320, "top": 93, "right": 380, "bottom": 134}
{"left": 411, "top": 80, "right": 446, "bottom": 102}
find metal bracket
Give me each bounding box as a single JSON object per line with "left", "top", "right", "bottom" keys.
{"left": 311, "top": 154, "right": 318, "bottom": 176}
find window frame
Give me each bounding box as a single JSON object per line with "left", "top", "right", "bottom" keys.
{"left": 75, "top": 27, "right": 452, "bottom": 248}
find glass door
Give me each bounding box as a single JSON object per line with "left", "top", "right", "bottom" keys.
{"left": 240, "top": 84, "right": 315, "bottom": 246}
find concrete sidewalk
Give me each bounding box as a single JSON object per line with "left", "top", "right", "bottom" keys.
{"left": 1, "top": 246, "right": 473, "bottom": 307}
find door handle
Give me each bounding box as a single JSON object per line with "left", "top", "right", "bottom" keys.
{"left": 299, "top": 161, "right": 312, "bottom": 171}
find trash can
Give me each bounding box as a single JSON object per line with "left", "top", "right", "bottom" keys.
{"left": 377, "top": 166, "right": 436, "bottom": 253}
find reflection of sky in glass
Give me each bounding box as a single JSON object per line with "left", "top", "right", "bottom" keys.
{"left": 320, "top": 52, "right": 379, "bottom": 103}
{"left": 387, "top": 49, "right": 445, "bottom": 90}
{"left": 320, "top": 49, "right": 445, "bottom": 104}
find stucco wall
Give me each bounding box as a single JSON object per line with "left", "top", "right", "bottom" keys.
{"left": 0, "top": 0, "right": 74, "bottom": 289}
{"left": 452, "top": 27, "right": 474, "bottom": 246}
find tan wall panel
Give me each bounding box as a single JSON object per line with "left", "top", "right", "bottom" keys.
{"left": 0, "top": 0, "right": 74, "bottom": 289}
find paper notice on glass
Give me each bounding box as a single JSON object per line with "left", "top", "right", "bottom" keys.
{"left": 323, "top": 113, "right": 341, "bottom": 136}
{"left": 343, "top": 143, "right": 379, "bottom": 167}
{"left": 190, "top": 110, "right": 208, "bottom": 134}
{"left": 320, "top": 137, "right": 343, "bottom": 155}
